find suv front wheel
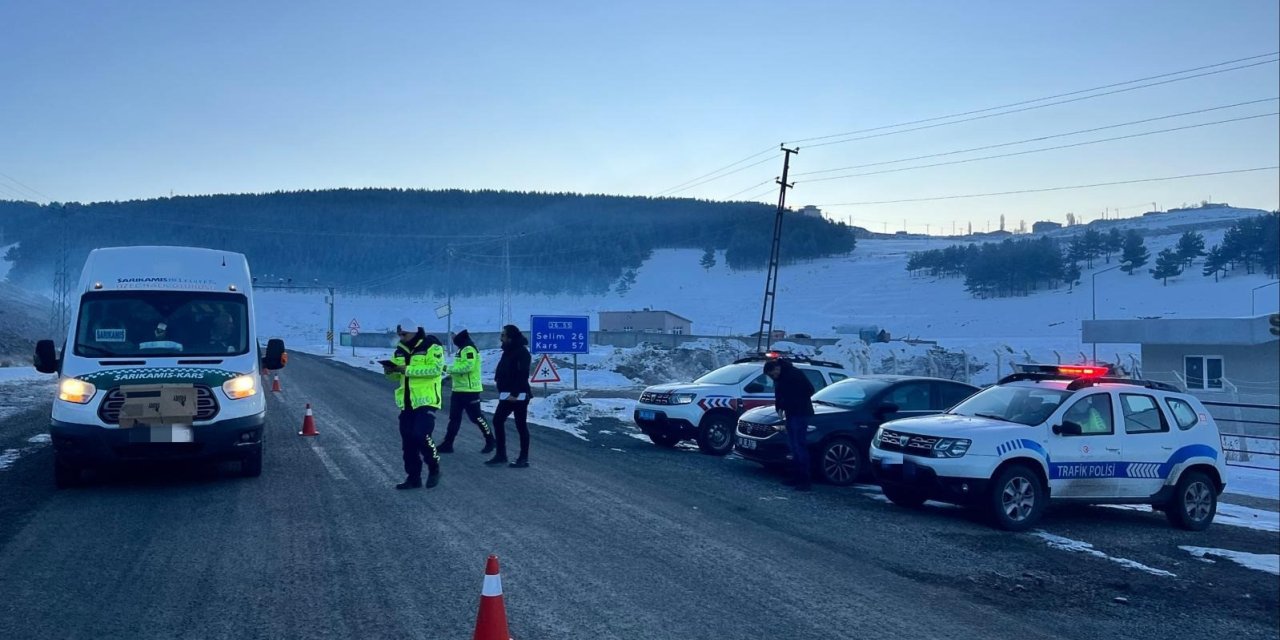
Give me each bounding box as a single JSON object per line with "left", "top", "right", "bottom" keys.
{"left": 987, "top": 464, "right": 1046, "bottom": 531}
{"left": 696, "top": 414, "right": 735, "bottom": 456}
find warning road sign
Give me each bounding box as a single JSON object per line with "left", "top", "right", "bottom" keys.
{"left": 348, "top": 318, "right": 360, "bottom": 337}
{"left": 529, "top": 354, "right": 561, "bottom": 384}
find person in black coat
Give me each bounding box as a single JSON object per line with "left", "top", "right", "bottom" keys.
{"left": 486, "top": 324, "right": 533, "bottom": 468}
{"left": 764, "top": 358, "right": 816, "bottom": 491}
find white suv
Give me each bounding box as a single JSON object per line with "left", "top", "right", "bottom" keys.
{"left": 634, "top": 354, "right": 847, "bottom": 455}
{"left": 869, "top": 365, "right": 1227, "bottom": 531}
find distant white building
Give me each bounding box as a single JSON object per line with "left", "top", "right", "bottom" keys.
{"left": 796, "top": 205, "right": 823, "bottom": 219}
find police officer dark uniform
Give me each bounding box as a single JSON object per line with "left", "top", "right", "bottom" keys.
{"left": 384, "top": 321, "right": 445, "bottom": 490}
{"left": 439, "top": 330, "right": 495, "bottom": 454}
{"left": 764, "top": 358, "right": 816, "bottom": 492}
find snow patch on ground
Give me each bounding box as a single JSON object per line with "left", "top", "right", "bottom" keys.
{"left": 1102, "top": 503, "right": 1280, "bottom": 533}
{"left": 0, "top": 448, "right": 20, "bottom": 470}
{"left": 1032, "top": 531, "right": 1176, "bottom": 577}
{"left": 0, "top": 367, "right": 55, "bottom": 422}
{"left": 1225, "top": 466, "right": 1280, "bottom": 501}
{"left": 0, "top": 366, "right": 47, "bottom": 384}
{"left": 1180, "top": 546, "right": 1280, "bottom": 576}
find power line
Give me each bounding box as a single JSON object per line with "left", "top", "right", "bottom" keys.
{"left": 815, "top": 166, "right": 1279, "bottom": 207}
{"left": 801, "top": 111, "right": 1279, "bottom": 183}
{"left": 795, "top": 97, "right": 1280, "bottom": 177}
{"left": 0, "top": 170, "right": 51, "bottom": 201}
{"left": 656, "top": 145, "right": 778, "bottom": 196}
{"left": 724, "top": 178, "right": 777, "bottom": 199}
{"left": 786, "top": 52, "right": 1279, "bottom": 145}
{"left": 796, "top": 58, "right": 1279, "bottom": 150}
{"left": 660, "top": 155, "right": 778, "bottom": 196}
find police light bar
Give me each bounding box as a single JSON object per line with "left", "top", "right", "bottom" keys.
{"left": 1057, "top": 365, "right": 1109, "bottom": 377}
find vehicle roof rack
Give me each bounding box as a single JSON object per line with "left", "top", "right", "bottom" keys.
{"left": 733, "top": 352, "right": 846, "bottom": 369}
{"left": 998, "top": 372, "right": 1179, "bottom": 392}
{"left": 1066, "top": 377, "right": 1181, "bottom": 392}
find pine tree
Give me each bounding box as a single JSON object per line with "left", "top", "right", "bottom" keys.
{"left": 699, "top": 247, "right": 716, "bottom": 271}
{"left": 1150, "top": 248, "right": 1182, "bottom": 285}
{"left": 1103, "top": 228, "right": 1123, "bottom": 263}
{"left": 1175, "top": 230, "right": 1206, "bottom": 267}
{"left": 1120, "top": 230, "right": 1149, "bottom": 275}
{"left": 1061, "top": 253, "right": 1082, "bottom": 292}
{"left": 1081, "top": 228, "right": 1104, "bottom": 268}
{"left": 1202, "top": 245, "right": 1227, "bottom": 282}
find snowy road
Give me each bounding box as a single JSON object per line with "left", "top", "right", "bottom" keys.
{"left": 0, "top": 353, "right": 1276, "bottom": 639}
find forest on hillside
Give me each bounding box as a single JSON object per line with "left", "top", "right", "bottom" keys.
{"left": 0, "top": 189, "right": 857, "bottom": 296}
{"left": 906, "top": 212, "right": 1279, "bottom": 297}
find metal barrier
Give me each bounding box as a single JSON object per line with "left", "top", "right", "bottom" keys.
{"left": 1203, "top": 400, "right": 1280, "bottom": 470}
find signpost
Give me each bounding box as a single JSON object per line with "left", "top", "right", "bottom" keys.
{"left": 530, "top": 315, "right": 589, "bottom": 390}
{"left": 348, "top": 318, "right": 360, "bottom": 357}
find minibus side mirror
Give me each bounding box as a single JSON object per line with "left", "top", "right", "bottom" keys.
{"left": 262, "top": 338, "right": 287, "bottom": 370}
{"left": 34, "top": 340, "right": 60, "bottom": 374}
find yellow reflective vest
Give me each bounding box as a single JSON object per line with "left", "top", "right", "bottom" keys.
{"left": 386, "top": 337, "right": 444, "bottom": 410}
{"left": 449, "top": 345, "right": 483, "bottom": 393}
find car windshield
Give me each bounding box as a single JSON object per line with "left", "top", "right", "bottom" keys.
{"left": 949, "top": 385, "right": 1074, "bottom": 426}
{"left": 811, "top": 378, "right": 890, "bottom": 407}
{"left": 694, "top": 364, "right": 758, "bottom": 386}
{"left": 74, "top": 291, "right": 250, "bottom": 358}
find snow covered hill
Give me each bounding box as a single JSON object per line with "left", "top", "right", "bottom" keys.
{"left": 257, "top": 205, "right": 1277, "bottom": 385}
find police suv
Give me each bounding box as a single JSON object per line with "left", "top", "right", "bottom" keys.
{"left": 870, "top": 365, "right": 1228, "bottom": 531}
{"left": 634, "top": 353, "right": 847, "bottom": 455}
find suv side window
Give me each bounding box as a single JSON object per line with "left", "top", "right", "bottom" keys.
{"left": 886, "top": 382, "right": 932, "bottom": 412}
{"left": 1062, "top": 393, "right": 1114, "bottom": 435}
{"left": 1121, "top": 394, "right": 1169, "bottom": 434}
{"left": 1165, "top": 397, "right": 1200, "bottom": 430}
{"left": 800, "top": 369, "right": 827, "bottom": 391}
{"left": 746, "top": 373, "right": 774, "bottom": 394}
{"left": 829, "top": 372, "right": 848, "bottom": 383}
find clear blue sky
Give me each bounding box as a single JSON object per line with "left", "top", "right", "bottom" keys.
{"left": 1, "top": 0, "right": 1277, "bottom": 232}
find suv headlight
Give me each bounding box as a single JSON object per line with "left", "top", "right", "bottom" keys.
{"left": 871, "top": 428, "right": 884, "bottom": 449}
{"left": 222, "top": 374, "right": 258, "bottom": 400}
{"left": 671, "top": 393, "right": 696, "bottom": 405}
{"left": 932, "top": 438, "right": 972, "bottom": 458}
{"left": 58, "top": 378, "right": 96, "bottom": 404}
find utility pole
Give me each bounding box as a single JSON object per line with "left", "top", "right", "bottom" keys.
{"left": 252, "top": 282, "right": 336, "bottom": 354}
{"left": 755, "top": 146, "right": 797, "bottom": 353}
{"left": 503, "top": 237, "right": 513, "bottom": 326}
{"left": 446, "top": 245, "right": 455, "bottom": 356}
{"left": 50, "top": 205, "right": 71, "bottom": 339}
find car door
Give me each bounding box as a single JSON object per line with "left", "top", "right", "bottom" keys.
{"left": 1116, "top": 392, "right": 1174, "bottom": 498}
{"left": 739, "top": 372, "right": 776, "bottom": 412}
{"left": 935, "top": 381, "right": 978, "bottom": 411}
{"left": 880, "top": 381, "right": 936, "bottom": 422}
{"left": 1047, "top": 391, "right": 1123, "bottom": 499}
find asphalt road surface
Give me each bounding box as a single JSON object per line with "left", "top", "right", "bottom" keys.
{"left": 1, "top": 353, "right": 1277, "bottom": 639}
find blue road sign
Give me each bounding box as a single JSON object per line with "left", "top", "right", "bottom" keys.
{"left": 530, "top": 315, "right": 590, "bottom": 354}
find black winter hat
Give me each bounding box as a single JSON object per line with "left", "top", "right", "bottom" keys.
{"left": 452, "top": 330, "right": 471, "bottom": 348}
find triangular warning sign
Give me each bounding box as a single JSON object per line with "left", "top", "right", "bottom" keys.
{"left": 530, "top": 353, "right": 561, "bottom": 383}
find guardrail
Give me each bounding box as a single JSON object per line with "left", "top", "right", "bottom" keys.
{"left": 1203, "top": 400, "right": 1280, "bottom": 470}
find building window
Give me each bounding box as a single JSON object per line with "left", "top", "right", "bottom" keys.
{"left": 672, "top": 327, "right": 683, "bottom": 335}
{"left": 623, "top": 326, "right": 632, "bottom": 332}
{"left": 1184, "top": 356, "right": 1224, "bottom": 391}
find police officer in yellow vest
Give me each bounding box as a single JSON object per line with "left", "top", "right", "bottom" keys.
{"left": 439, "top": 329, "right": 495, "bottom": 454}
{"left": 383, "top": 320, "right": 444, "bottom": 490}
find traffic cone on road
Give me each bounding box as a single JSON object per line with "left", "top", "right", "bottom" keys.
{"left": 473, "top": 555, "right": 512, "bottom": 640}
{"left": 271, "top": 374, "right": 283, "bottom": 393}
{"left": 298, "top": 404, "right": 318, "bottom": 437}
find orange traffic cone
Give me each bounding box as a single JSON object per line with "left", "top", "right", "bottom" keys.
{"left": 271, "top": 374, "right": 282, "bottom": 393}
{"left": 473, "top": 555, "right": 512, "bottom": 640}
{"left": 299, "top": 403, "right": 318, "bottom": 437}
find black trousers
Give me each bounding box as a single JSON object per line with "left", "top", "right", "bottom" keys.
{"left": 399, "top": 406, "right": 440, "bottom": 481}
{"left": 443, "top": 392, "right": 492, "bottom": 446}
{"left": 491, "top": 398, "right": 530, "bottom": 460}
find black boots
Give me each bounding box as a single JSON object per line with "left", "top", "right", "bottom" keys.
{"left": 509, "top": 459, "right": 529, "bottom": 468}
{"left": 395, "top": 478, "right": 422, "bottom": 490}
{"left": 425, "top": 470, "right": 440, "bottom": 488}
{"left": 396, "top": 471, "right": 440, "bottom": 490}
{"left": 484, "top": 455, "right": 508, "bottom": 466}
{"left": 437, "top": 442, "right": 455, "bottom": 454}
{"left": 481, "top": 437, "right": 496, "bottom": 455}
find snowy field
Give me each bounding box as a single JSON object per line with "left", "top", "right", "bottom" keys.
{"left": 258, "top": 206, "right": 1277, "bottom": 387}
